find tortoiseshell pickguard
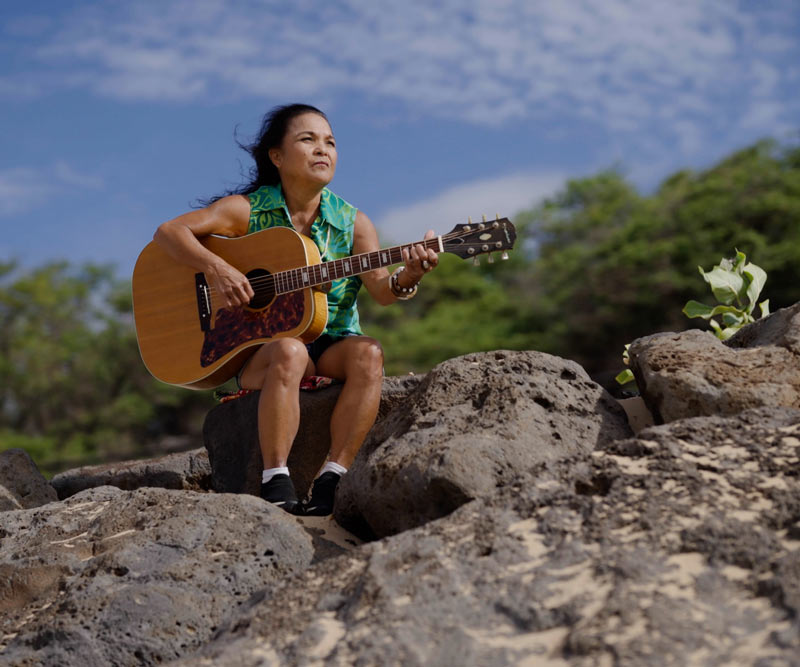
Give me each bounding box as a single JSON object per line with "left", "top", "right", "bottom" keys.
{"left": 200, "top": 292, "right": 305, "bottom": 367}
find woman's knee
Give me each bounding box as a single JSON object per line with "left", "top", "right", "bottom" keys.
{"left": 352, "top": 337, "right": 384, "bottom": 380}
{"left": 266, "top": 338, "right": 310, "bottom": 379}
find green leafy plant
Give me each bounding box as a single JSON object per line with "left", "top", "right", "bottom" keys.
{"left": 615, "top": 249, "right": 770, "bottom": 387}
{"left": 682, "top": 250, "right": 769, "bottom": 340}
{"left": 614, "top": 344, "right": 634, "bottom": 387}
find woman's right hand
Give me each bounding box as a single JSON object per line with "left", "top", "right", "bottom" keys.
{"left": 207, "top": 260, "right": 255, "bottom": 309}
{"left": 153, "top": 194, "right": 253, "bottom": 309}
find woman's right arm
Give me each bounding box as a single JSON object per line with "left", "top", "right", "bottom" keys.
{"left": 153, "top": 194, "right": 254, "bottom": 307}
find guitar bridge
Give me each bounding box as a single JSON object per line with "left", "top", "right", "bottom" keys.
{"left": 195, "top": 273, "right": 211, "bottom": 331}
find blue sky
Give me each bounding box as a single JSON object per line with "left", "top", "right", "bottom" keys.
{"left": 1, "top": 0, "right": 798, "bottom": 277}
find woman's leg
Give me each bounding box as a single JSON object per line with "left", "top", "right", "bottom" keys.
{"left": 315, "top": 336, "right": 384, "bottom": 468}
{"left": 238, "top": 337, "right": 315, "bottom": 468}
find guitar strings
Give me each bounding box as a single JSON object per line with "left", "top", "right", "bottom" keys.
{"left": 202, "top": 226, "right": 510, "bottom": 300}
{"left": 203, "top": 237, "right": 506, "bottom": 299}
{"left": 203, "top": 240, "right": 506, "bottom": 300}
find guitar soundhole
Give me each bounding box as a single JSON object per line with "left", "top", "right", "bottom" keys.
{"left": 246, "top": 268, "right": 275, "bottom": 310}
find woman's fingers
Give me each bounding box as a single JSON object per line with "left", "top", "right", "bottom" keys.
{"left": 401, "top": 234, "right": 439, "bottom": 284}
{"left": 211, "top": 264, "right": 254, "bottom": 308}
{"left": 417, "top": 230, "right": 439, "bottom": 271}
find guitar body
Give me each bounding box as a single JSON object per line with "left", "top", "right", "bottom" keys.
{"left": 132, "top": 227, "right": 328, "bottom": 389}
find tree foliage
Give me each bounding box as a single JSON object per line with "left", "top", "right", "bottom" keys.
{"left": 0, "top": 262, "right": 213, "bottom": 474}
{"left": 2, "top": 138, "right": 799, "bottom": 473}
{"left": 361, "top": 138, "right": 800, "bottom": 379}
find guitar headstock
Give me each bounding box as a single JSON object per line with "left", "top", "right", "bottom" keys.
{"left": 441, "top": 216, "right": 517, "bottom": 264}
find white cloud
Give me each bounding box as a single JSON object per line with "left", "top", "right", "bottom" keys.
{"left": 0, "top": 163, "right": 104, "bottom": 217}
{"left": 374, "top": 171, "right": 565, "bottom": 244}
{"left": 53, "top": 161, "right": 104, "bottom": 190}
{"left": 0, "top": 168, "right": 44, "bottom": 216}
{"left": 5, "top": 0, "right": 798, "bottom": 147}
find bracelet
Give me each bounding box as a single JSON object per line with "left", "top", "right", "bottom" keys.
{"left": 390, "top": 266, "right": 418, "bottom": 300}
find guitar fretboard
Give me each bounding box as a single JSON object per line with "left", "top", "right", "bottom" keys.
{"left": 271, "top": 238, "right": 442, "bottom": 294}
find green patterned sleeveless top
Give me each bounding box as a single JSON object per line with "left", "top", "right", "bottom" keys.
{"left": 247, "top": 184, "right": 363, "bottom": 337}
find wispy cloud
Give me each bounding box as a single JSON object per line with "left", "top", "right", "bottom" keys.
{"left": 0, "top": 168, "right": 44, "bottom": 216}
{"left": 0, "top": 163, "right": 104, "bottom": 217}
{"left": 3, "top": 0, "right": 798, "bottom": 149}
{"left": 375, "top": 171, "right": 565, "bottom": 243}
{"left": 52, "top": 161, "right": 104, "bottom": 190}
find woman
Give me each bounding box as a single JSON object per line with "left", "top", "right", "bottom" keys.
{"left": 154, "top": 104, "right": 439, "bottom": 515}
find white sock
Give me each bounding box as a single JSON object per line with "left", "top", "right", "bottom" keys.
{"left": 262, "top": 466, "right": 290, "bottom": 484}
{"left": 319, "top": 461, "right": 348, "bottom": 477}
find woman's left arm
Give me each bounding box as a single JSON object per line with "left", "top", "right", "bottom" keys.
{"left": 354, "top": 210, "right": 439, "bottom": 305}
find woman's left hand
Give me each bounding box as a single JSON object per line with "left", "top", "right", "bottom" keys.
{"left": 401, "top": 229, "right": 439, "bottom": 284}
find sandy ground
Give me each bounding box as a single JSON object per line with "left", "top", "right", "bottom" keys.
{"left": 294, "top": 514, "right": 364, "bottom": 551}
{"left": 297, "top": 398, "right": 654, "bottom": 553}
{"left": 618, "top": 397, "right": 654, "bottom": 434}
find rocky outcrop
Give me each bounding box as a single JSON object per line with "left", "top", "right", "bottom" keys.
{"left": 203, "top": 375, "right": 422, "bottom": 500}
{"left": 0, "top": 486, "right": 314, "bottom": 666}
{"left": 50, "top": 447, "right": 212, "bottom": 500}
{"left": 630, "top": 302, "right": 800, "bottom": 423}
{"left": 336, "top": 350, "right": 631, "bottom": 538}
{"left": 0, "top": 448, "right": 57, "bottom": 511}
{"left": 3, "top": 329, "right": 799, "bottom": 665}
{"left": 0, "top": 485, "right": 23, "bottom": 512}
{"left": 175, "top": 407, "right": 800, "bottom": 666}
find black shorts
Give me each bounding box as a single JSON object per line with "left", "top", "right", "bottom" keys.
{"left": 305, "top": 333, "right": 353, "bottom": 364}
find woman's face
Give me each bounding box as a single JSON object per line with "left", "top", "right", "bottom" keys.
{"left": 270, "top": 112, "right": 337, "bottom": 187}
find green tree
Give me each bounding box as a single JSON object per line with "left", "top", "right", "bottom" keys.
{"left": 0, "top": 262, "right": 213, "bottom": 474}
{"left": 512, "top": 139, "right": 800, "bottom": 379}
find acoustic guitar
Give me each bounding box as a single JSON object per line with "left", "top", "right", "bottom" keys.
{"left": 132, "top": 217, "right": 516, "bottom": 389}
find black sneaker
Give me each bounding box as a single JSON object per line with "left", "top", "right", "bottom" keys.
{"left": 260, "top": 474, "right": 302, "bottom": 515}
{"left": 303, "top": 471, "right": 341, "bottom": 516}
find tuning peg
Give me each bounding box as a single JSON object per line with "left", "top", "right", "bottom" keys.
{"left": 487, "top": 253, "right": 495, "bottom": 264}
{"left": 501, "top": 251, "right": 509, "bottom": 260}
{"left": 482, "top": 214, "right": 487, "bottom": 222}
{"left": 473, "top": 256, "right": 481, "bottom": 266}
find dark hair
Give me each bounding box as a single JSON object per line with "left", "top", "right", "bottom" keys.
{"left": 201, "top": 103, "right": 328, "bottom": 205}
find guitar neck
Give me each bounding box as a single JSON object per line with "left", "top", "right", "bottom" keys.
{"left": 271, "top": 237, "right": 444, "bottom": 294}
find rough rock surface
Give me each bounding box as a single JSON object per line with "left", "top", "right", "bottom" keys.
{"left": 4, "top": 344, "right": 800, "bottom": 666}
{"left": 203, "top": 375, "right": 423, "bottom": 500}
{"left": 172, "top": 407, "right": 800, "bottom": 666}
{"left": 630, "top": 302, "right": 800, "bottom": 423}
{"left": 0, "top": 486, "right": 313, "bottom": 666}
{"left": 336, "top": 350, "right": 632, "bottom": 538}
{"left": 50, "top": 447, "right": 212, "bottom": 500}
{"left": 0, "top": 485, "right": 23, "bottom": 512}
{"left": 0, "top": 448, "right": 57, "bottom": 511}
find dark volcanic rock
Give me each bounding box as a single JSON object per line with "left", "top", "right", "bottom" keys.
{"left": 0, "top": 448, "right": 57, "bottom": 511}
{"left": 335, "top": 350, "right": 632, "bottom": 538}
{"left": 0, "top": 486, "right": 22, "bottom": 512}
{"left": 50, "top": 447, "right": 212, "bottom": 500}
{"left": 203, "top": 376, "right": 423, "bottom": 500}
{"left": 173, "top": 407, "right": 800, "bottom": 666}
{"left": 0, "top": 486, "right": 313, "bottom": 666}
{"left": 726, "top": 301, "right": 800, "bottom": 352}
{"left": 374, "top": 373, "right": 424, "bottom": 420}
{"left": 7, "top": 346, "right": 798, "bottom": 665}
{"left": 630, "top": 302, "right": 800, "bottom": 423}
{"left": 203, "top": 385, "right": 342, "bottom": 501}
